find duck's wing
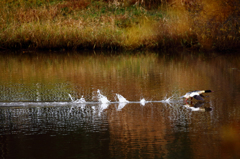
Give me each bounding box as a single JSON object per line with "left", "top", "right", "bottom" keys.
{"left": 193, "top": 95, "right": 204, "bottom": 101}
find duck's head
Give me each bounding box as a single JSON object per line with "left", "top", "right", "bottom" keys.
{"left": 205, "top": 90, "right": 212, "bottom": 93}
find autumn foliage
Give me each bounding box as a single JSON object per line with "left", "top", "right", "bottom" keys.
{"left": 0, "top": 0, "right": 239, "bottom": 51}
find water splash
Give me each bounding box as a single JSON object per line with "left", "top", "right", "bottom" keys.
{"left": 69, "top": 94, "right": 74, "bottom": 102}
{"left": 140, "top": 98, "right": 146, "bottom": 106}
{"left": 97, "top": 89, "right": 110, "bottom": 104}
{"left": 4, "top": 90, "right": 180, "bottom": 108}
{"left": 161, "top": 95, "right": 173, "bottom": 103}
{"left": 75, "top": 95, "right": 86, "bottom": 103}
{"left": 116, "top": 94, "right": 129, "bottom": 103}
{"left": 68, "top": 94, "right": 86, "bottom": 103}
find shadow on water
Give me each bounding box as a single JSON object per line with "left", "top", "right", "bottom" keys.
{"left": 0, "top": 51, "right": 240, "bottom": 158}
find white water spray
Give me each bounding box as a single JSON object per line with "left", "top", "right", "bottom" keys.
{"left": 160, "top": 96, "right": 172, "bottom": 103}
{"left": 75, "top": 95, "right": 86, "bottom": 103}
{"left": 67, "top": 90, "right": 177, "bottom": 106}
{"left": 68, "top": 94, "right": 74, "bottom": 102}
{"left": 140, "top": 98, "right": 146, "bottom": 106}
{"left": 69, "top": 94, "right": 86, "bottom": 103}
{"left": 116, "top": 94, "right": 129, "bottom": 103}
{"left": 97, "top": 89, "right": 110, "bottom": 104}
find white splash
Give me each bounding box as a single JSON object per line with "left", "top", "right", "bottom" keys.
{"left": 69, "top": 94, "right": 86, "bottom": 103}
{"left": 116, "top": 94, "right": 129, "bottom": 103}
{"left": 97, "top": 89, "right": 110, "bottom": 104}
{"left": 140, "top": 98, "right": 146, "bottom": 106}
{"left": 75, "top": 95, "right": 86, "bottom": 103}
{"left": 161, "top": 96, "right": 172, "bottom": 103}
{"left": 68, "top": 94, "right": 74, "bottom": 102}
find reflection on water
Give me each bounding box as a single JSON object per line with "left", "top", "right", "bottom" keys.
{"left": 0, "top": 51, "right": 240, "bottom": 158}
{"left": 183, "top": 101, "right": 212, "bottom": 112}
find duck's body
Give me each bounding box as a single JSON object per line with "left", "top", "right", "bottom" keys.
{"left": 181, "top": 90, "right": 212, "bottom": 101}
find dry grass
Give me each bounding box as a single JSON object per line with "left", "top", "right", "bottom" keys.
{"left": 0, "top": 0, "right": 240, "bottom": 51}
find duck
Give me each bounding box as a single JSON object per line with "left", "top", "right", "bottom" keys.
{"left": 181, "top": 90, "right": 212, "bottom": 101}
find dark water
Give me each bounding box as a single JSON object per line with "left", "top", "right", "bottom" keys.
{"left": 0, "top": 51, "right": 240, "bottom": 159}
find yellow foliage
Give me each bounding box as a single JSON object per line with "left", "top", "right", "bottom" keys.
{"left": 0, "top": 0, "right": 239, "bottom": 50}
{"left": 123, "top": 18, "right": 157, "bottom": 48}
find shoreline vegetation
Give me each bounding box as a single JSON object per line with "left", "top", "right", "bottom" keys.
{"left": 0, "top": 0, "right": 240, "bottom": 51}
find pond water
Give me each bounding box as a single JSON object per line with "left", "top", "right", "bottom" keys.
{"left": 0, "top": 51, "right": 240, "bottom": 159}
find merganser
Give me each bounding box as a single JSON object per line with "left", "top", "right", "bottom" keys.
{"left": 181, "top": 90, "right": 212, "bottom": 101}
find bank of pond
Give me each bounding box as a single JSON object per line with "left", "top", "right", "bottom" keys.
{"left": 0, "top": 0, "right": 240, "bottom": 51}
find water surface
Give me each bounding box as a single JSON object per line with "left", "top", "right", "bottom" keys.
{"left": 0, "top": 51, "right": 240, "bottom": 159}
